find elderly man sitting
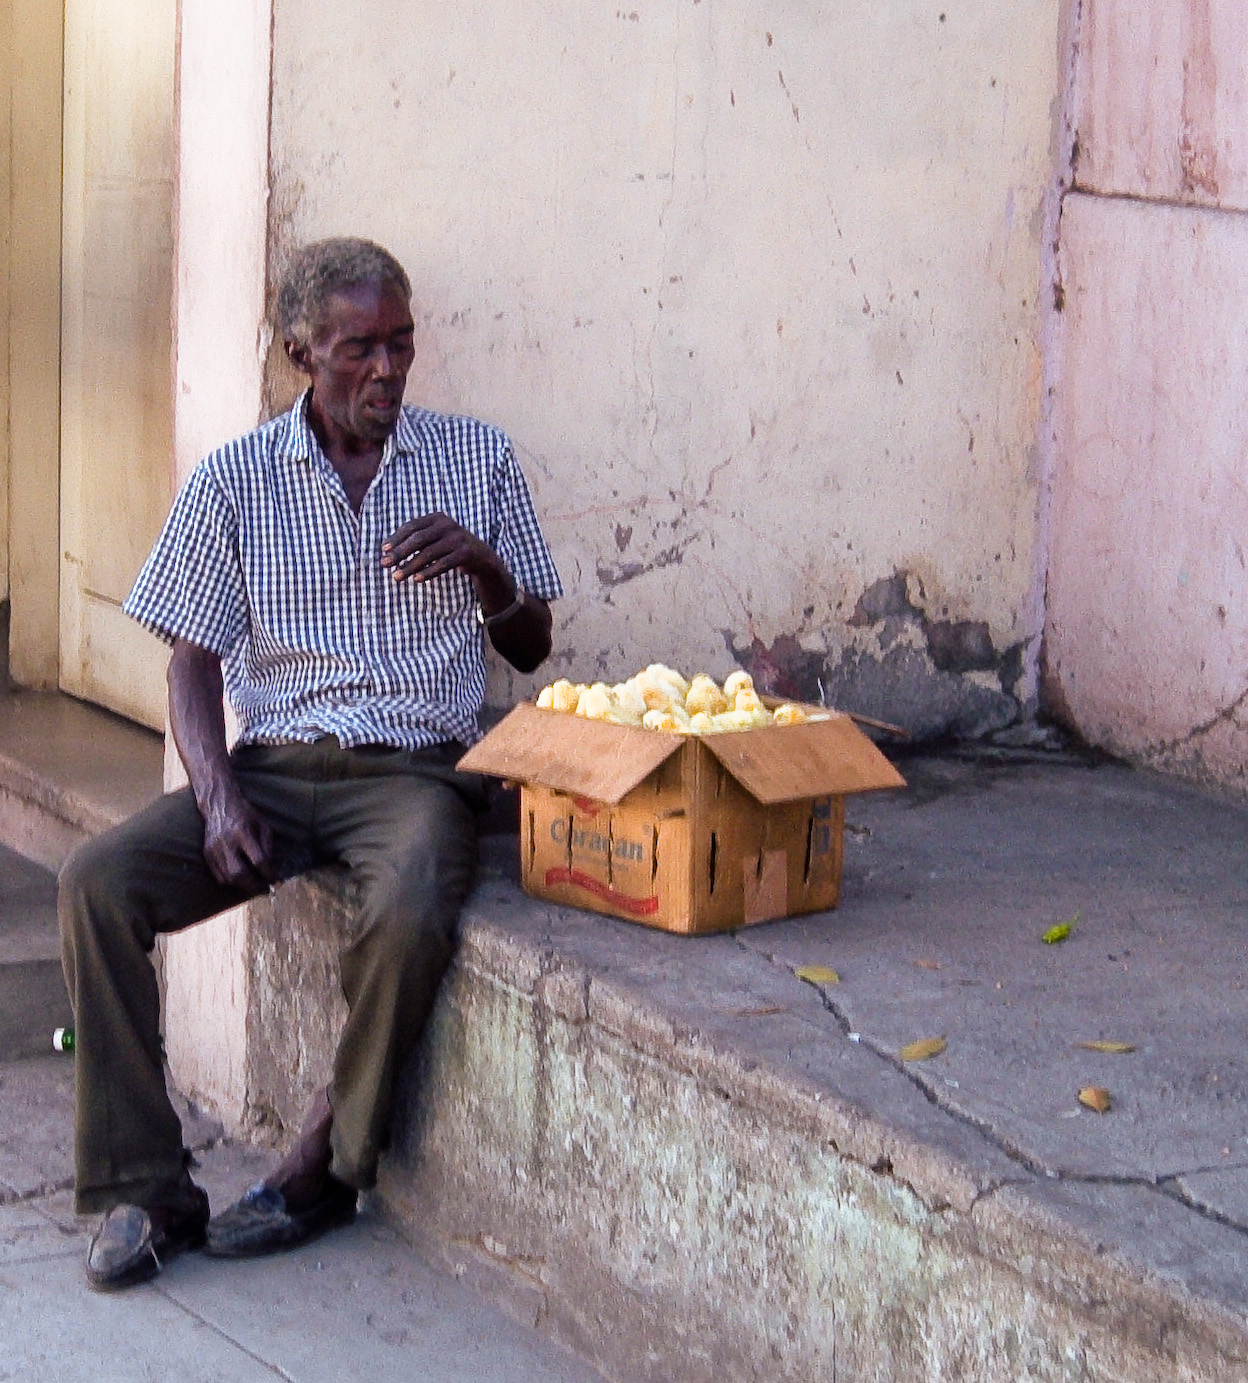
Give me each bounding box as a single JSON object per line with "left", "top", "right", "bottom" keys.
{"left": 59, "top": 237, "right": 562, "bottom": 1291}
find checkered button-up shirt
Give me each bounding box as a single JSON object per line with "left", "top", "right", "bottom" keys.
{"left": 124, "top": 392, "right": 563, "bottom": 750}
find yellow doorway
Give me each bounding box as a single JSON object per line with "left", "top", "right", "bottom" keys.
{"left": 58, "top": 0, "right": 176, "bottom": 730}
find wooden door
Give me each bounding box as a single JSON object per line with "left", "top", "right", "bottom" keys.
{"left": 59, "top": 0, "right": 175, "bottom": 728}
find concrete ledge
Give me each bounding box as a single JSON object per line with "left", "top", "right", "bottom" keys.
{"left": 181, "top": 752, "right": 1248, "bottom": 1380}
{"left": 374, "top": 890, "right": 1248, "bottom": 1383}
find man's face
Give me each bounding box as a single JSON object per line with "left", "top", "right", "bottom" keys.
{"left": 294, "top": 279, "right": 416, "bottom": 445}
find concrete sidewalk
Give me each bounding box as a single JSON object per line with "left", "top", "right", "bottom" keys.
{"left": 0, "top": 1052, "right": 606, "bottom": 1382}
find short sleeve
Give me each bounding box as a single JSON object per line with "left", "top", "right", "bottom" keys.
{"left": 489, "top": 439, "right": 563, "bottom": 602}
{"left": 123, "top": 464, "right": 249, "bottom": 655}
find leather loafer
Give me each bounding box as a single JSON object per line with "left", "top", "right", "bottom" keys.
{"left": 85, "top": 1183, "right": 210, "bottom": 1292}
{"left": 204, "top": 1176, "right": 357, "bottom": 1258}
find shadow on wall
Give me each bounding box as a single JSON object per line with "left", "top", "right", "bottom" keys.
{"left": 727, "top": 573, "right": 1030, "bottom": 743}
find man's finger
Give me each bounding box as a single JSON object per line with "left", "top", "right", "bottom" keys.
{"left": 393, "top": 550, "right": 464, "bottom": 583}
{"left": 382, "top": 513, "right": 452, "bottom": 555}
{"left": 392, "top": 535, "right": 460, "bottom": 577}
{"left": 382, "top": 527, "right": 459, "bottom": 568}
{"left": 393, "top": 538, "right": 454, "bottom": 571}
{"left": 208, "top": 842, "right": 258, "bottom": 891}
{"left": 240, "top": 823, "right": 280, "bottom": 884}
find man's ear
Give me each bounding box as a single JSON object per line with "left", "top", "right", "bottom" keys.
{"left": 284, "top": 337, "right": 312, "bottom": 375}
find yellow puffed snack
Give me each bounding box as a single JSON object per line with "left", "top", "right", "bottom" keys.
{"left": 689, "top": 711, "right": 719, "bottom": 734}
{"left": 611, "top": 680, "right": 648, "bottom": 722}
{"left": 686, "top": 674, "right": 730, "bottom": 718}
{"left": 723, "top": 670, "right": 754, "bottom": 701}
{"left": 772, "top": 703, "right": 809, "bottom": 726}
{"left": 536, "top": 685, "right": 556, "bottom": 709}
{"left": 577, "top": 683, "right": 614, "bottom": 720}
{"left": 551, "top": 679, "right": 581, "bottom": 713}
{"left": 642, "top": 709, "right": 691, "bottom": 733}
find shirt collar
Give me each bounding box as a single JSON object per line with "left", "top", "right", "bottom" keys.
{"left": 276, "top": 389, "right": 422, "bottom": 463}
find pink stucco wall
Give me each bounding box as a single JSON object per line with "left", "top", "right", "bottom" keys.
{"left": 1044, "top": 0, "right": 1248, "bottom": 791}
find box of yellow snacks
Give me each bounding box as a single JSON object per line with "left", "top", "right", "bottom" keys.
{"left": 458, "top": 666, "right": 905, "bottom": 935}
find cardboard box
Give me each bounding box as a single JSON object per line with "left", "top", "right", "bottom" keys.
{"left": 458, "top": 701, "right": 905, "bottom": 935}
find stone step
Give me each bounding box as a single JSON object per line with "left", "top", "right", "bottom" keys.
{"left": 0, "top": 691, "right": 162, "bottom": 1060}
{"left": 0, "top": 689, "right": 163, "bottom": 872}
{"left": 0, "top": 845, "right": 70, "bottom": 1060}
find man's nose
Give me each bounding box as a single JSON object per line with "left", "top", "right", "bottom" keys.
{"left": 369, "top": 344, "right": 400, "bottom": 377}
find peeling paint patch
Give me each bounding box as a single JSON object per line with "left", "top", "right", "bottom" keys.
{"left": 728, "top": 572, "right": 1026, "bottom": 742}
{"left": 822, "top": 643, "right": 1018, "bottom": 742}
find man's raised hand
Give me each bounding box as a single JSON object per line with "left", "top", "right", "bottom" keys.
{"left": 381, "top": 512, "right": 513, "bottom": 605}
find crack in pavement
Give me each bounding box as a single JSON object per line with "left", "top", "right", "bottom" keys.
{"left": 1, "top": 1175, "right": 74, "bottom": 1206}
{"left": 1158, "top": 1171, "right": 1248, "bottom": 1238}
{"left": 158, "top": 1288, "right": 298, "bottom": 1381}
{"left": 733, "top": 936, "right": 1248, "bottom": 1240}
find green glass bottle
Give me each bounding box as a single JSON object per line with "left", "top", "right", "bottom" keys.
{"left": 53, "top": 1026, "right": 75, "bottom": 1054}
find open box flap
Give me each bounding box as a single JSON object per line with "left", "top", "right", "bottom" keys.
{"left": 457, "top": 702, "right": 685, "bottom": 804}
{"left": 701, "top": 712, "right": 906, "bottom": 804}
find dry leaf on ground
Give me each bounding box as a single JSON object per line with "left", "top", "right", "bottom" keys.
{"left": 914, "top": 959, "right": 942, "bottom": 971}
{"left": 716, "top": 1004, "right": 788, "bottom": 1018}
{"left": 1078, "top": 1040, "right": 1135, "bottom": 1054}
{"left": 1078, "top": 1085, "right": 1112, "bottom": 1113}
{"left": 1042, "top": 910, "right": 1081, "bottom": 945}
{"left": 794, "top": 965, "right": 840, "bottom": 986}
{"left": 900, "top": 1036, "right": 947, "bottom": 1062}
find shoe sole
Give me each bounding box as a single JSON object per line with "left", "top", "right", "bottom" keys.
{"left": 85, "top": 1221, "right": 208, "bottom": 1293}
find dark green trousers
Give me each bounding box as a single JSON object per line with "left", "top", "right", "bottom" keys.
{"left": 59, "top": 738, "right": 485, "bottom": 1215}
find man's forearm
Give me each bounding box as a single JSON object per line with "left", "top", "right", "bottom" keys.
{"left": 169, "top": 638, "right": 278, "bottom": 887}
{"left": 485, "top": 593, "right": 553, "bottom": 673}
{"left": 168, "top": 639, "right": 240, "bottom": 812}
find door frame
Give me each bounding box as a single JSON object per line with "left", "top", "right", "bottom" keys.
{"left": 6, "top": 0, "right": 63, "bottom": 691}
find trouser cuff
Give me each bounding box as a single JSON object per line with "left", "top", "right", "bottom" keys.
{"left": 75, "top": 1153, "right": 197, "bottom": 1216}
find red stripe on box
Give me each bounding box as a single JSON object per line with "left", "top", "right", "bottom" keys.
{"left": 544, "top": 867, "right": 660, "bottom": 916}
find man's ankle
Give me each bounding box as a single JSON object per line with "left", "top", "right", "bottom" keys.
{"left": 268, "top": 1169, "right": 352, "bottom": 1214}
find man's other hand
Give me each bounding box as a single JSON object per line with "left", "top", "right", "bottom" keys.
{"left": 201, "top": 786, "right": 279, "bottom": 891}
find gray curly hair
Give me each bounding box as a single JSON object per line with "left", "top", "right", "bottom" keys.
{"left": 276, "top": 237, "right": 412, "bottom": 349}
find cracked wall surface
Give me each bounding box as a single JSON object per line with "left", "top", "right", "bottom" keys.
{"left": 1045, "top": 0, "right": 1248, "bottom": 790}
{"left": 265, "top": 0, "right": 1061, "bottom": 740}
